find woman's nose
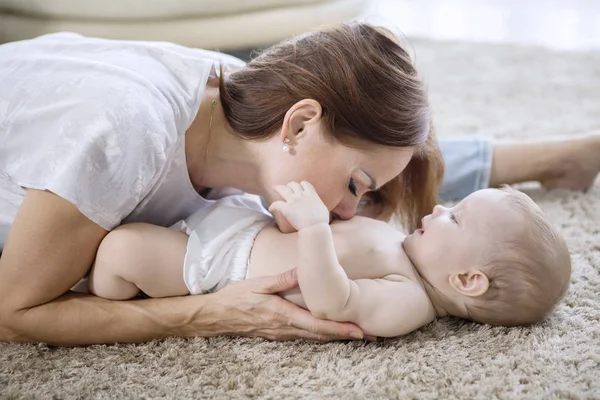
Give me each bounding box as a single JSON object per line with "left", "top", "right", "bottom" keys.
{"left": 331, "top": 197, "right": 360, "bottom": 221}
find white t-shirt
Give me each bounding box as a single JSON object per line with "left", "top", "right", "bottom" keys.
{"left": 0, "top": 32, "right": 246, "bottom": 250}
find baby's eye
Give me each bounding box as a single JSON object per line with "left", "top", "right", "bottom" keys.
{"left": 348, "top": 178, "right": 358, "bottom": 197}
{"left": 450, "top": 212, "right": 458, "bottom": 224}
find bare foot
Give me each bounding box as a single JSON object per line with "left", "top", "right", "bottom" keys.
{"left": 540, "top": 134, "right": 600, "bottom": 191}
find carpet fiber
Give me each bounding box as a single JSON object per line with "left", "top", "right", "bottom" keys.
{"left": 1, "top": 39, "right": 600, "bottom": 399}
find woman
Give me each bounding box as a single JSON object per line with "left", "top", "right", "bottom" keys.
{"left": 0, "top": 24, "right": 598, "bottom": 346}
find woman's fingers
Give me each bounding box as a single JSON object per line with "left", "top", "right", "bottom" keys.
{"left": 250, "top": 268, "right": 299, "bottom": 294}
{"left": 276, "top": 296, "right": 364, "bottom": 340}
{"left": 250, "top": 328, "right": 357, "bottom": 342}
{"left": 217, "top": 271, "right": 366, "bottom": 342}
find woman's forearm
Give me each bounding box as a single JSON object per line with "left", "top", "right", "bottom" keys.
{"left": 0, "top": 189, "right": 223, "bottom": 346}
{"left": 1, "top": 271, "right": 367, "bottom": 345}
{"left": 1, "top": 291, "right": 222, "bottom": 346}
{"left": 296, "top": 223, "right": 351, "bottom": 319}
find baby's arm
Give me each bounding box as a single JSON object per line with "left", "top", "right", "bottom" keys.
{"left": 88, "top": 223, "right": 190, "bottom": 300}
{"left": 295, "top": 223, "right": 352, "bottom": 316}
{"left": 340, "top": 279, "right": 433, "bottom": 337}
{"left": 269, "top": 182, "right": 350, "bottom": 313}
{"left": 297, "top": 224, "right": 432, "bottom": 337}
{"left": 269, "top": 181, "right": 432, "bottom": 337}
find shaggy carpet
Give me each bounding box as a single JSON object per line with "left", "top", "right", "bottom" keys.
{"left": 1, "top": 38, "right": 599, "bottom": 399}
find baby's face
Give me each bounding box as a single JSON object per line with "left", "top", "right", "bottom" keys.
{"left": 402, "top": 189, "right": 521, "bottom": 294}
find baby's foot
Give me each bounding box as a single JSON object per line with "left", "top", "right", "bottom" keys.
{"left": 540, "top": 134, "right": 600, "bottom": 191}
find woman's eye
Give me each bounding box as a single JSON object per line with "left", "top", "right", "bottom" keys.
{"left": 348, "top": 178, "right": 358, "bottom": 196}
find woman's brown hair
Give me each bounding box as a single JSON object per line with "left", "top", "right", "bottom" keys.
{"left": 372, "top": 128, "right": 444, "bottom": 231}
{"left": 219, "top": 22, "right": 444, "bottom": 231}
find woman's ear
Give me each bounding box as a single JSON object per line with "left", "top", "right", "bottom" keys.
{"left": 280, "top": 99, "right": 322, "bottom": 145}
{"left": 448, "top": 270, "right": 489, "bottom": 297}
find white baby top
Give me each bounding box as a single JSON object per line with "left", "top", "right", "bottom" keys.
{"left": 0, "top": 32, "right": 246, "bottom": 250}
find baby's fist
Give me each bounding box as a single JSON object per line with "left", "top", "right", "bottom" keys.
{"left": 269, "top": 181, "right": 329, "bottom": 231}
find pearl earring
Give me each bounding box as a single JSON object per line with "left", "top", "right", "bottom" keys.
{"left": 282, "top": 138, "right": 291, "bottom": 153}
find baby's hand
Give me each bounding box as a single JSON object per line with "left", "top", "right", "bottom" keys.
{"left": 269, "top": 181, "right": 329, "bottom": 231}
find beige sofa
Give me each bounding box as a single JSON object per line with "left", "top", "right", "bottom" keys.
{"left": 0, "top": 0, "right": 367, "bottom": 49}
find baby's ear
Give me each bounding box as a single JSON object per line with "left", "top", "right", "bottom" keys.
{"left": 449, "top": 270, "right": 489, "bottom": 297}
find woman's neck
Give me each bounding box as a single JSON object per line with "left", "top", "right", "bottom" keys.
{"left": 185, "top": 86, "right": 267, "bottom": 196}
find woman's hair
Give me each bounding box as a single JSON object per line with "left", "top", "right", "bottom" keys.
{"left": 373, "top": 128, "right": 444, "bottom": 231}
{"left": 219, "top": 22, "right": 443, "bottom": 229}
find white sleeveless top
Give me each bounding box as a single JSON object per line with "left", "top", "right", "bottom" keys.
{"left": 0, "top": 32, "right": 246, "bottom": 250}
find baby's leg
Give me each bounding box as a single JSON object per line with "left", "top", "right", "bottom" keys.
{"left": 88, "top": 223, "right": 190, "bottom": 300}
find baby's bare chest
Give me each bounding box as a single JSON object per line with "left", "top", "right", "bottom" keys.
{"left": 330, "top": 222, "right": 415, "bottom": 281}
{"left": 248, "top": 218, "right": 417, "bottom": 281}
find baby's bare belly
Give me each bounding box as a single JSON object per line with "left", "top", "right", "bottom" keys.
{"left": 248, "top": 225, "right": 299, "bottom": 279}
{"left": 248, "top": 225, "right": 307, "bottom": 308}
{"left": 248, "top": 219, "right": 417, "bottom": 309}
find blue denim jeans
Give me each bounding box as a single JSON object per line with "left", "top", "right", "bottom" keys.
{"left": 439, "top": 137, "right": 492, "bottom": 202}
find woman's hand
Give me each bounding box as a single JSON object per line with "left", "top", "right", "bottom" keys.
{"left": 206, "top": 268, "right": 366, "bottom": 341}
{"left": 0, "top": 190, "right": 365, "bottom": 345}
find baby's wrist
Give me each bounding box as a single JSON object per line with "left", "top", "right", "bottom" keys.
{"left": 297, "top": 222, "right": 330, "bottom": 235}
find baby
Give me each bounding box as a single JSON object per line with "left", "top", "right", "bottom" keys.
{"left": 88, "top": 182, "right": 571, "bottom": 337}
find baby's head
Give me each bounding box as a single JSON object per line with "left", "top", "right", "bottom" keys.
{"left": 402, "top": 186, "right": 571, "bottom": 326}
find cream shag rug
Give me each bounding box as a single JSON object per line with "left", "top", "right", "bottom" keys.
{"left": 1, "top": 39, "right": 599, "bottom": 399}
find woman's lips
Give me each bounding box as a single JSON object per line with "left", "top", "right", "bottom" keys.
{"left": 415, "top": 228, "right": 424, "bottom": 235}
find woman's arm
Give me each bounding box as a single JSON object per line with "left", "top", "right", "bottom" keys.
{"left": 0, "top": 190, "right": 364, "bottom": 345}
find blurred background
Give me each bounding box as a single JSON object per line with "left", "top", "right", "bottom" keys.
{"left": 366, "top": 0, "right": 600, "bottom": 51}
{"left": 1, "top": 0, "right": 599, "bottom": 56}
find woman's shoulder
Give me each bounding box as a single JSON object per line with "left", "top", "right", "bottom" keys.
{"left": 0, "top": 34, "right": 249, "bottom": 229}
{"left": 0, "top": 33, "right": 228, "bottom": 161}
{"left": 0, "top": 32, "right": 234, "bottom": 132}
{"left": 0, "top": 34, "right": 211, "bottom": 230}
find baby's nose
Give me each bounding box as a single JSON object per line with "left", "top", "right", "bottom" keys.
{"left": 432, "top": 204, "right": 445, "bottom": 217}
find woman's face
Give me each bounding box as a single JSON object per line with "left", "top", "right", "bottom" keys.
{"left": 311, "top": 143, "right": 414, "bottom": 221}
{"left": 263, "top": 103, "right": 415, "bottom": 231}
